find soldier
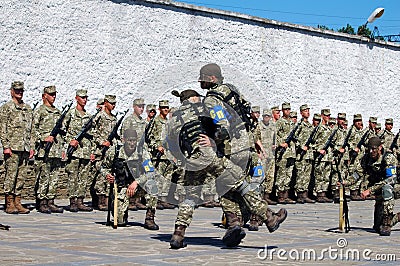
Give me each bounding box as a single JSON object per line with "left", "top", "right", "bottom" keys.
{"left": 197, "top": 63, "right": 287, "bottom": 248}
{"left": 290, "top": 111, "right": 298, "bottom": 123}
{"left": 294, "top": 104, "right": 316, "bottom": 204}
{"left": 271, "top": 106, "right": 280, "bottom": 123}
{"left": 0, "top": 81, "right": 33, "bottom": 214}
{"left": 145, "top": 100, "right": 176, "bottom": 209}
{"left": 346, "top": 137, "right": 400, "bottom": 236}
{"left": 146, "top": 104, "right": 157, "bottom": 123}
{"left": 104, "top": 128, "right": 159, "bottom": 230}
{"left": 91, "top": 95, "right": 118, "bottom": 211}
{"left": 312, "top": 109, "right": 334, "bottom": 203}
{"left": 31, "top": 86, "right": 64, "bottom": 213}
{"left": 96, "top": 98, "right": 104, "bottom": 110}
{"left": 63, "top": 89, "right": 95, "bottom": 212}
{"left": 120, "top": 98, "right": 148, "bottom": 211}
{"left": 259, "top": 109, "right": 277, "bottom": 205}
{"left": 275, "top": 102, "right": 296, "bottom": 204}
{"left": 379, "top": 118, "right": 394, "bottom": 151}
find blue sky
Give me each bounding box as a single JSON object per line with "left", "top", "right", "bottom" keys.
{"left": 177, "top": 0, "right": 400, "bottom": 36}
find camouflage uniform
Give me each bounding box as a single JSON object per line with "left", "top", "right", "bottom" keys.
{"left": 275, "top": 104, "right": 296, "bottom": 202}
{"left": 91, "top": 109, "right": 117, "bottom": 197}
{"left": 0, "top": 99, "right": 33, "bottom": 196}
{"left": 63, "top": 106, "right": 95, "bottom": 200}
{"left": 349, "top": 137, "right": 399, "bottom": 236}
{"left": 31, "top": 103, "right": 64, "bottom": 201}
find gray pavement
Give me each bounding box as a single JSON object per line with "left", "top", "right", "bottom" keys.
{"left": 0, "top": 199, "right": 399, "bottom": 265}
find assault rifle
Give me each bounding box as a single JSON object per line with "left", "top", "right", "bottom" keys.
{"left": 299, "top": 124, "right": 320, "bottom": 160}
{"left": 349, "top": 129, "right": 370, "bottom": 163}
{"left": 101, "top": 109, "right": 129, "bottom": 159}
{"left": 32, "top": 101, "right": 39, "bottom": 111}
{"left": 40, "top": 102, "right": 73, "bottom": 156}
{"left": 389, "top": 129, "right": 400, "bottom": 152}
{"left": 106, "top": 144, "right": 122, "bottom": 229}
{"left": 316, "top": 127, "right": 338, "bottom": 163}
{"left": 276, "top": 122, "right": 300, "bottom": 160}
{"left": 66, "top": 107, "right": 102, "bottom": 158}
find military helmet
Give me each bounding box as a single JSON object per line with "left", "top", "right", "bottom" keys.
{"left": 198, "top": 63, "right": 223, "bottom": 83}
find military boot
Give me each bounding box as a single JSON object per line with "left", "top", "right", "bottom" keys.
{"left": 76, "top": 197, "right": 93, "bottom": 212}
{"left": 302, "top": 191, "right": 316, "bottom": 203}
{"left": 296, "top": 192, "right": 305, "bottom": 204}
{"left": 265, "top": 208, "right": 287, "bottom": 233}
{"left": 98, "top": 195, "right": 108, "bottom": 211}
{"left": 248, "top": 214, "right": 260, "bottom": 231}
{"left": 316, "top": 192, "right": 326, "bottom": 203}
{"left": 263, "top": 193, "right": 277, "bottom": 205}
{"left": 38, "top": 199, "right": 51, "bottom": 214}
{"left": 48, "top": 199, "right": 64, "bottom": 213}
{"left": 222, "top": 212, "right": 246, "bottom": 247}
{"left": 156, "top": 200, "right": 164, "bottom": 210}
{"left": 321, "top": 191, "right": 333, "bottom": 203}
{"left": 160, "top": 196, "right": 175, "bottom": 209}
{"left": 135, "top": 197, "right": 147, "bottom": 210}
{"left": 5, "top": 194, "right": 18, "bottom": 214}
{"left": 350, "top": 190, "right": 364, "bottom": 201}
{"left": 128, "top": 197, "right": 138, "bottom": 211}
{"left": 284, "top": 190, "right": 296, "bottom": 204}
{"left": 277, "top": 191, "right": 286, "bottom": 204}
{"left": 144, "top": 208, "right": 159, "bottom": 230}
{"left": 202, "top": 195, "right": 215, "bottom": 208}
{"left": 170, "top": 224, "right": 187, "bottom": 249}
{"left": 380, "top": 214, "right": 394, "bottom": 236}
{"left": 14, "top": 195, "right": 30, "bottom": 214}
{"left": 65, "top": 197, "right": 78, "bottom": 212}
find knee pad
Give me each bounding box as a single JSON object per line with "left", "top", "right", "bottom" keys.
{"left": 382, "top": 184, "right": 394, "bottom": 201}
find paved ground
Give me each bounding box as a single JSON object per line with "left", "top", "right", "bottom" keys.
{"left": 0, "top": 199, "right": 399, "bottom": 265}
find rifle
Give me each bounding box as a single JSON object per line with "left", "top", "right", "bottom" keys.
{"left": 389, "top": 129, "right": 400, "bottom": 152}
{"left": 153, "top": 151, "right": 163, "bottom": 168}
{"left": 32, "top": 101, "right": 39, "bottom": 111}
{"left": 66, "top": 107, "right": 102, "bottom": 158}
{"left": 106, "top": 144, "right": 122, "bottom": 229}
{"left": 276, "top": 122, "right": 300, "bottom": 160}
{"left": 334, "top": 157, "right": 350, "bottom": 233}
{"left": 349, "top": 129, "right": 370, "bottom": 163}
{"left": 299, "top": 124, "right": 320, "bottom": 160}
{"left": 100, "top": 109, "right": 129, "bottom": 159}
{"left": 316, "top": 127, "right": 338, "bottom": 162}
{"left": 40, "top": 102, "right": 73, "bottom": 156}
{"left": 341, "top": 125, "right": 354, "bottom": 150}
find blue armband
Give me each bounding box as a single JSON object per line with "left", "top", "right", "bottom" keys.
{"left": 386, "top": 165, "right": 396, "bottom": 177}
{"left": 252, "top": 164, "right": 264, "bottom": 177}
{"left": 210, "top": 105, "right": 228, "bottom": 124}
{"left": 142, "top": 159, "right": 155, "bottom": 173}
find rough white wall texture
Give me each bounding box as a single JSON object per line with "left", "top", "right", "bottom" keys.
{"left": 1, "top": 0, "right": 399, "bottom": 128}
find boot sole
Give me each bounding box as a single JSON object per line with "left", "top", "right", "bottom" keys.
{"left": 267, "top": 209, "right": 288, "bottom": 233}
{"left": 222, "top": 225, "right": 246, "bottom": 247}
{"left": 170, "top": 239, "right": 187, "bottom": 249}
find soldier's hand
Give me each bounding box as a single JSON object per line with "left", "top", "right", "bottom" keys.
{"left": 354, "top": 147, "right": 360, "bottom": 153}
{"left": 157, "top": 146, "right": 165, "bottom": 154}
{"left": 280, "top": 143, "right": 288, "bottom": 149}
{"left": 127, "top": 181, "right": 138, "bottom": 197}
{"left": 102, "top": 140, "right": 111, "bottom": 147}
{"left": 339, "top": 148, "right": 345, "bottom": 153}
{"left": 302, "top": 146, "right": 308, "bottom": 152}
{"left": 70, "top": 139, "right": 79, "bottom": 147}
{"left": 61, "top": 152, "right": 66, "bottom": 161}
{"left": 3, "top": 148, "right": 12, "bottom": 157}
{"left": 45, "top": 136, "right": 54, "bottom": 143}
{"left": 90, "top": 154, "right": 96, "bottom": 162}
{"left": 106, "top": 174, "right": 115, "bottom": 183}
{"left": 319, "top": 149, "right": 326, "bottom": 155}
{"left": 29, "top": 149, "right": 35, "bottom": 159}
{"left": 198, "top": 134, "right": 212, "bottom": 147}
{"left": 361, "top": 189, "right": 370, "bottom": 200}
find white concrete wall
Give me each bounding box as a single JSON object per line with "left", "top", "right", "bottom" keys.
{"left": 1, "top": 0, "right": 399, "bottom": 128}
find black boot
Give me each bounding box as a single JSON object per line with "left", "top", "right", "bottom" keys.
{"left": 222, "top": 212, "right": 246, "bottom": 247}
{"left": 170, "top": 225, "right": 187, "bottom": 249}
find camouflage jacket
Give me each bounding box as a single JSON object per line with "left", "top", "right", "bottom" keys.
{"left": 31, "top": 104, "right": 64, "bottom": 158}
{"left": 313, "top": 123, "right": 335, "bottom": 162}
{"left": 259, "top": 121, "right": 276, "bottom": 160}
{"left": 63, "top": 107, "right": 94, "bottom": 159}
{"left": 92, "top": 110, "right": 117, "bottom": 157}
{"left": 146, "top": 115, "right": 168, "bottom": 159}
{"left": 276, "top": 117, "right": 296, "bottom": 158}
{"left": 0, "top": 100, "right": 32, "bottom": 152}
{"left": 120, "top": 113, "right": 146, "bottom": 160}
{"left": 294, "top": 119, "right": 314, "bottom": 160}
{"left": 379, "top": 129, "right": 394, "bottom": 151}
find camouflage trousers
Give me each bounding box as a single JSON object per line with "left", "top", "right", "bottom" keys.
{"left": 154, "top": 159, "right": 175, "bottom": 198}
{"left": 3, "top": 151, "right": 30, "bottom": 196}
{"left": 260, "top": 157, "right": 275, "bottom": 194}
{"left": 313, "top": 160, "right": 331, "bottom": 193}
{"left": 348, "top": 156, "right": 363, "bottom": 191}
{"left": 330, "top": 159, "right": 348, "bottom": 192}
{"left": 373, "top": 195, "right": 398, "bottom": 228}
{"left": 294, "top": 159, "right": 312, "bottom": 192}
{"left": 275, "top": 157, "right": 295, "bottom": 192}
{"left": 35, "top": 157, "right": 62, "bottom": 200}
{"left": 112, "top": 187, "right": 157, "bottom": 225}
{"left": 93, "top": 159, "right": 109, "bottom": 196}
{"left": 66, "top": 158, "right": 95, "bottom": 198}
